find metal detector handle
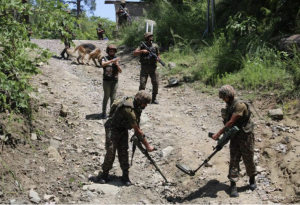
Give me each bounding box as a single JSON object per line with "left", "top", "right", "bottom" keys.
{"left": 131, "top": 135, "right": 169, "bottom": 183}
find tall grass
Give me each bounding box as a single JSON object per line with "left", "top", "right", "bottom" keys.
{"left": 119, "top": 18, "right": 148, "bottom": 47}
{"left": 119, "top": 0, "right": 300, "bottom": 97}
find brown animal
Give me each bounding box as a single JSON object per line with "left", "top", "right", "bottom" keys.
{"left": 67, "top": 43, "right": 102, "bottom": 66}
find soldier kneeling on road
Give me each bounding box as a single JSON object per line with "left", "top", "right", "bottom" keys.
{"left": 98, "top": 91, "right": 155, "bottom": 186}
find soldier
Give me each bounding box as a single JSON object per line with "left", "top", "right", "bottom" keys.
{"left": 99, "top": 91, "right": 155, "bottom": 186}
{"left": 212, "top": 85, "right": 257, "bottom": 197}
{"left": 60, "top": 10, "right": 76, "bottom": 60}
{"left": 116, "top": 0, "right": 130, "bottom": 28}
{"left": 96, "top": 22, "right": 105, "bottom": 40}
{"left": 133, "top": 33, "right": 160, "bottom": 104}
{"left": 100, "top": 45, "right": 122, "bottom": 119}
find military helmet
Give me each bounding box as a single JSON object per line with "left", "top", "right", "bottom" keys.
{"left": 106, "top": 44, "right": 117, "bottom": 53}
{"left": 144, "top": 32, "right": 153, "bottom": 40}
{"left": 134, "top": 91, "right": 151, "bottom": 105}
{"left": 219, "top": 85, "right": 236, "bottom": 98}
{"left": 98, "top": 22, "right": 102, "bottom": 26}
{"left": 121, "top": 0, "right": 126, "bottom": 4}
{"left": 168, "top": 77, "right": 179, "bottom": 86}
{"left": 65, "top": 9, "right": 71, "bottom": 14}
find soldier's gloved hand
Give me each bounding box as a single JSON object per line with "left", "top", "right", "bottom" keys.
{"left": 146, "top": 145, "right": 155, "bottom": 152}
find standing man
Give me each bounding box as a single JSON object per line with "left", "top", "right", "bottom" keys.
{"left": 100, "top": 45, "right": 122, "bottom": 119}
{"left": 99, "top": 91, "right": 155, "bottom": 186}
{"left": 116, "top": 0, "right": 130, "bottom": 29}
{"left": 60, "top": 10, "right": 76, "bottom": 60}
{"left": 133, "top": 33, "right": 160, "bottom": 104}
{"left": 212, "top": 85, "right": 257, "bottom": 197}
{"left": 96, "top": 22, "right": 105, "bottom": 40}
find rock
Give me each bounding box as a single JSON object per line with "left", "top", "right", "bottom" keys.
{"left": 50, "top": 138, "right": 60, "bottom": 149}
{"left": 36, "top": 62, "right": 44, "bottom": 66}
{"left": 268, "top": 109, "right": 283, "bottom": 120}
{"left": 60, "top": 104, "right": 68, "bottom": 117}
{"left": 168, "top": 62, "right": 176, "bottom": 69}
{"left": 82, "top": 184, "right": 120, "bottom": 195}
{"left": 159, "top": 146, "right": 174, "bottom": 158}
{"left": 256, "top": 166, "right": 266, "bottom": 173}
{"left": 0, "top": 191, "right": 3, "bottom": 197}
{"left": 29, "top": 189, "right": 41, "bottom": 204}
{"left": 44, "top": 194, "right": 55, "bottom": 201}
{"left": 10, "top": 199, "right": 17, "bottom": 204}
{"left": 67, "top": 120, "right": 79, "bottom": 127}
{"left": 180, "top": 62, "right": 190, "bottom": 67}
{"left": 31, "top": 133, "right": 37, "bottom": 141}
{"left": 53, "top": 136, "right": 62, "bottom": 141}
{"left": 39, "top": 166, "right": 45, "bottom": 173}
{"left": 261, "top": 129, "right": 272, "bottom": 138}
{"left": 41, "top": 81, "right": 48, "bottom": 86}
{"left": 204, "top": 162, "right": 213, "bottom": 167}
{"left": 47, "top": 146, "right": 63, "bottom": 163}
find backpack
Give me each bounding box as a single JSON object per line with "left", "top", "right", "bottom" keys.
{"left": 104, "top": 96, "right": 132, "bottom": 128}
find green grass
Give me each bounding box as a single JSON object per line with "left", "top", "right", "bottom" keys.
{"left": 159, "top": 34, "right": 299, "bottom": 102}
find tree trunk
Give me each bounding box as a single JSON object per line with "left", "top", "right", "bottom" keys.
{"left": 76, "top": 0, "right": 81, "bottom": 18}
{"left": 22, "top": 0, "right": 29, "bottom": 24}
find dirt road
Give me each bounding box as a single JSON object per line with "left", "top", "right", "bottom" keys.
{"left": 1, "top": 39, "right": 299, "bottom": 204}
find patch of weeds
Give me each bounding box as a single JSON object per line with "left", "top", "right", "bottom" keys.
{"left": 56, "top": 116, "right": 63, "bottom": 123}
{"left": 283, "top": 99, "right": 299, "bottom": 113}
{"left": 35, "top": 129, "right": 44, "bottom": 137}
{"left": 243, "top": 92, "right": 257, "bottom": 102}
{"left": 69, "top": 177, "right": 75, "bottom": 183}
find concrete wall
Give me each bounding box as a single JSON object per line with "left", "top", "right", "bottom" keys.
{"left": 105, "top": 0, "right": 151, "bottom": 22}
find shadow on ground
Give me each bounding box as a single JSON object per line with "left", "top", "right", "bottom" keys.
{"left": 167, "top": 179, "right": 250, "bottom": 203}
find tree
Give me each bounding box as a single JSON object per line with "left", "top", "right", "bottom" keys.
{"left": 64, "top": 0, "right": 96, "bottom": 18}
{"left": 0, "top": 0, "right": 76, "bottom": 113}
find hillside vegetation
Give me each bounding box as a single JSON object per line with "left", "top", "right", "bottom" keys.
{"left": 121, "top": 0, "right": 300, "bottom": 100}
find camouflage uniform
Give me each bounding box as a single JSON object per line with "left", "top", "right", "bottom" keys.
{"left": 219, "top": 88, "right": 257, "bottom": 182}
{"left": 137, "top": 42, "right": 160, "bottom": 101}
{"left": 96, "top": 23, "right": 105, "bottom": 40}
{"left": 102, "top": 91, "right": 151, "bottom": 172}
{"left": 117, "top": 0, "right": 130, "bottom": 28}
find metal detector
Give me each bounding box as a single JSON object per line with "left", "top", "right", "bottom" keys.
{"left": 130, "top": 135, "right": 176, "bottom": 186}
{"left": 176, "top": 139, "right": 222, "bottom": 176}
{"left": 176, "top": 126, "right": 239, "bottom": 176}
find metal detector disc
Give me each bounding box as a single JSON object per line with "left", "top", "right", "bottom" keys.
{"left": 176, "top": 163, "right": 195, "bottom": 176}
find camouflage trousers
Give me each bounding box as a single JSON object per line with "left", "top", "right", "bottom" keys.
{"left": 228, "top": 131, "right": 257, "bottom": 182}
{"left": 139, "top": 64, "right": 159, "bottom": 95}
{"left": 102, "top": 127, "right": 130, "bottom": 172}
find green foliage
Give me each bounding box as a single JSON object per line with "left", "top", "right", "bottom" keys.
{"left": 120, "top": 0, "right": 207, "bottom": 47}
{"left": 119, "top": 18, "right": 148, "bottom": 47}
{"left": 75, "top": 16, "right": 115, "bottom": 40}
{"left": 0, "top": 0, "right": 71, "bottom": 114}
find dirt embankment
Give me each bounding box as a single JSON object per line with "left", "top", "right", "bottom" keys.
{"left": 0, "top": 39, "right": 300, "bottom": 204}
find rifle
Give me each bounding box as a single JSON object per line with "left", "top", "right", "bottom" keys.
{"left": 176, "top": 126, "right": 239, "bottom": 176}
{"left": 141, "top": 42, "right": 166, "bottom": 67}
{"left": 119, "top": 5, "right": 132, "bottom": 21}
{"left": 130, "top": 135, "right": 176, "bottom": 186}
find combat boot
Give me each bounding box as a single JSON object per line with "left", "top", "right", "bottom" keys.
{"left": 230, "top": 181, "right": 239, "bottom": 197}
{"left": 249, "top": 176, "right": 257, "bottom": 190}
{"left": 99, "top": 171, "right": 109, "bottom": 184}
{"left": 121, "top": 170, "right": 132, "bottom": 186}
{"left": 151, "top": 94, "right": 159, "bottom": 104}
